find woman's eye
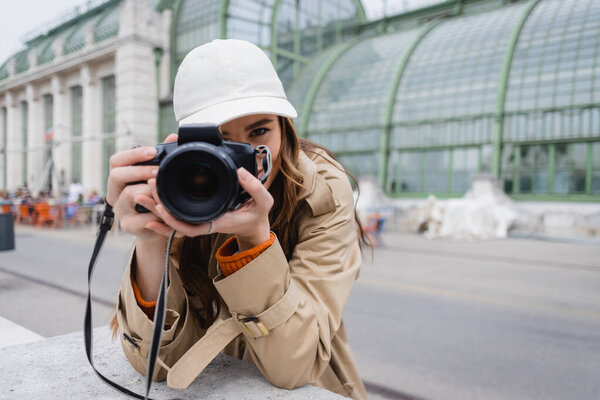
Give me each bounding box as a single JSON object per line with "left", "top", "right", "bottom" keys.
{"left": 250, "top": 127, "right": 269, "bottom": 137}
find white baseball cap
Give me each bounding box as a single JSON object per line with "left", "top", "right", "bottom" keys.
{"left": 173, "top": 39, "right": 297, "bottom": 126}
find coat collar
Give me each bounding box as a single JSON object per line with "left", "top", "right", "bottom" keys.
{"left": 296, "top": 149, "right": 336, "bottom": 217}
{"left": 297, "top": 149, "right": 317, "bottom": 201}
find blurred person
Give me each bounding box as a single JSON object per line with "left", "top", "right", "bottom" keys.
{"left": 106, "top": 39, "right": 369, "bottom": 399}
{"left": 87, "top": 190, "right": 101, "bottom": 205}
{"left": 68, "top": 179, "right": 84, "bottom": 204}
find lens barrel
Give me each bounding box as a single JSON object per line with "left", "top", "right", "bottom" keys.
{"left": 156, "top": 142, "right": 238, "bottom": 223}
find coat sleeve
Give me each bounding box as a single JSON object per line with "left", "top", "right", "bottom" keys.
{"left": 213, "top": 168, "right": 362, "bottom": 389}
{"left": 116, "top": 253, "right": 206, "bottom": 381}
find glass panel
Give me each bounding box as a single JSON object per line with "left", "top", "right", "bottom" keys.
{"left": 287, "top": 44, "right": 340, "bottom": 126}
{"left": 519, "top": 145, "right": 534, "bottom": 193}
{"left": 95, "top": 5, "right": 120, "bottom": 42}
{"left": 176, "top": 0, "right": 222, "bottom": 61}
{"left": 399, "top": 151, "right": 422, "bottom": 192}
{"left": 305, "top": 28, "right": 421, "bottom": 178}
{"left": 518, "top": 144, "right": 549, "bottom": 194}
{"left": 37, "top": 39, "right": 55, "bottom": 65}
{"left": 309, "top": 28, "right": 420, "bottom": 133}
{"left": 553, "top": 143, "right": 568, "bottom": 194}
{"left": 424, "top": 150, "right": 449, "bottom": 193}
{"left": 393, "top": 4, "right": 524, "bottom": 147}
{"left": 501, "top": 145, "right": 515, "bottom": 193}
{"left": 553, "top": 142, "right": 587, "bottom": 194}
{"left": 592, "top": 142, "right": 600, "bottom": 194}
{"left": 505, "top": 0, "right": 600, "bottom": 141}
{"left": 452, "top": 147, "right": 479, "bottom": 193}
{"left": 569, "top": 143, "right": 586, "bottom": 194}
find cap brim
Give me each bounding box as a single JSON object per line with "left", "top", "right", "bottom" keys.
{"left": 178, "top": 96, "right": 297, "bottom": 126}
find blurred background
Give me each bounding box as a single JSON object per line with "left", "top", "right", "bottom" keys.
{"left": 0, "top": 0, "right": 599, "bottom": 399}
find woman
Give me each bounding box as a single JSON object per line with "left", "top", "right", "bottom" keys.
{"left": 107, "top": 39, "right": 369, "bottom": 400}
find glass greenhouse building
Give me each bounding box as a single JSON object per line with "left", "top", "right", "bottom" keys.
{"left": 1, "top": 0, "right": 599, "bottom": 201}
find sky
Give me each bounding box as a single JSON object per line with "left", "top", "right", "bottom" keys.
{"left": 0, "top": 0, "right": 444, "bottom": 64}
{"left": 0, "top": 0, "right": 86, "bottom": 63}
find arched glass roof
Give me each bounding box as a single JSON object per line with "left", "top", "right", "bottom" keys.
{"left": 300, "top": 29, "right": 421, "bottom": 175}
{"left": 64, "top": 22, "right": 87, "bottom": 55}
{"left": 175, "top": 0, "right": 222, "bottom": 62}
{"left": 287, "top": 43, "right": 343, "bottom": 129}
{"left": 227, "top": 0, "right": 276, "bottom": 46}
{"left": 37, "top": 38, "right": 56, "bottom": 65}
{"left": 95, "top": 4, "right": 120, "bottom": 42}
{"left": 503, "top": 0, "right": 600, "bottom": 143}
{"left": 391, "top": 2, "right": 526, "bottom": 149}
{"left": 172, "top": 0, "right": 365, "bottom": 87}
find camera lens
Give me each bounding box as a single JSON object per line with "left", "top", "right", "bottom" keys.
{"left": 179, "top": 165, "right": 218, "bottom": 200}
{"left": 158, "top": 143, "right": 238, "bottom": 223}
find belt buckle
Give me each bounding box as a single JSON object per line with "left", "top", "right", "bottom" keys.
{"left": 239, "top": 316, "right": 269, "bottom": 338}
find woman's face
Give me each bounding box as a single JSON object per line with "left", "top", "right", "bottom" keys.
{"left": 219, "top": 114, "right": 282, "bottom": 189}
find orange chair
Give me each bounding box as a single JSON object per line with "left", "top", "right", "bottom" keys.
{"left": 33, "top": 203, "right": 58, "bottom": 229}
{"left": 1, "top": 204, "right": 11, "bottom": 214}
{"left": 18, "top": 204, "right": 33, "bottom": 224}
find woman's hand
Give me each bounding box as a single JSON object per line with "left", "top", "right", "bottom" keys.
{"left": 106, "top": 134, "right": 179, "bottom": 244}
{"left": 147, "top": 167, "right": 273, "bottom": 252}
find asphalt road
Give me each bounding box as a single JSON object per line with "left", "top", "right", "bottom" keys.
{"left": 1, "top": 226, "right": 599, "bottom": 400}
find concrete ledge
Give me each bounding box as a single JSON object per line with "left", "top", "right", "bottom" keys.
{"left": 0, "top": 316, "right": 44, "bottom": 349}
{"left": 0, "top": 326, "right": 344, "bottom": 399}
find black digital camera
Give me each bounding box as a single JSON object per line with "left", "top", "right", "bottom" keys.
{"left": 136, "top": 124, "right": 271, "bottom": 224}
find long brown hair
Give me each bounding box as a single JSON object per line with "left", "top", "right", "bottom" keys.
{"left": 111, "top": 117, "right": 371, "bottom": 335}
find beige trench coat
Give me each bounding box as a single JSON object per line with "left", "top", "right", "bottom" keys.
{"left": 116, "top": 148, "right": 367, "bottom": 399}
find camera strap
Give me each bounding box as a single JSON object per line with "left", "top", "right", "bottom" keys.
{"left": 84, "top": 149, "right": 273, "bottom": 399}
{"left": 255, "top": 145, "right": 272, "bottom": 185}
{"left": 84, "top": 203, "right": 174, "bottom": 400}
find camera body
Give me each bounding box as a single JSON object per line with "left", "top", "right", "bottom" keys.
{"left": 138, "top": 124, "right": 257, "bottom": 223}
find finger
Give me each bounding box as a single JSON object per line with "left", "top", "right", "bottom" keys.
{"left": 147, "top": 178, "right": 161, "bottom": 206}
{"left": 145, "top": 221, "right": 183, "bottom": 238}
{"left": 237, "top": 168, "right": 273, "bottom": 211}
{"left": 154, "top": 204, "right": 213, "bottom": 236}
{"left": 134, "top": 193, "right": 159, "bottom": 215}
{"left": 163, "top": 134, "right": 178, "bottom": 143}
{"left": 118, "top": 212, "right": 163, "bottom": 235}
{"left": 106, "top": 166, "right": 158, "bottom": 205}
{"left": 109, "top": 146, "right": 157, "bottom": 169}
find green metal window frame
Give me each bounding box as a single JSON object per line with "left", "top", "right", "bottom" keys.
{"left": 501, "top": 139, "right": 599, "bottom": 201}
{"left": 387, "top": 144, "right": 487, "bottom": 197}
{"left": 167, "top": 0, "right": 366, "bottom": 88}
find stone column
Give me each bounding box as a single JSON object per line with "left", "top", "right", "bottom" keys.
{"left": 115, "top": 0, "right": 162, "bottom": 150}
{"left": 81, "top": 63, "right": 102, "bottom": 193}
{"left": 25, "top": 84, "right": 42, "bottom": 194}
{"left": 4, "top": 92, "right": 19, "bottom": 190}
{"left": 51, "top": 75, "right": 68, "bottom": 196}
